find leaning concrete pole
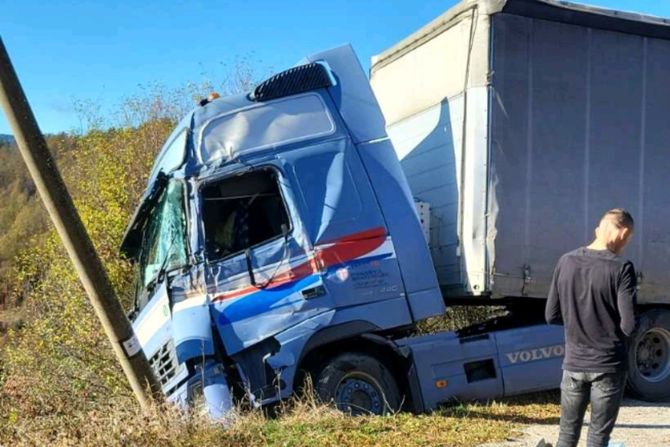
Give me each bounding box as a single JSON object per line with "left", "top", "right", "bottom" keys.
{"left": 0, "top": 37, "right": 162, "bottom": 409}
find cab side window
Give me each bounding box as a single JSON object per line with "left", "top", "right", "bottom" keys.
{"left": 202, "top": 169, "right": 289, "bottom": 260}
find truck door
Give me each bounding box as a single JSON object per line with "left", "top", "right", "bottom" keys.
{"left": 279, "top": 137, "right": 409, "bottom": 312}
{"left": 494, "top": 324, "right": 565, "bottom": 396}
{"left": 200, "top": 166, "right": 332, "bottom": 355}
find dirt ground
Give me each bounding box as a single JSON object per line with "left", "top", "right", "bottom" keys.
{"left": 484, "top": 398, "right": 670, "bottom": 447}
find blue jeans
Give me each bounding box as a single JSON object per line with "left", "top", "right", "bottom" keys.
{"left": 556, "top": 370, "right": 627, "bottom": 447}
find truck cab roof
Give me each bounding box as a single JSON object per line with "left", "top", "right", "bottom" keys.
{"left": 121, "top": 44, "right": 389, "bottom": 260}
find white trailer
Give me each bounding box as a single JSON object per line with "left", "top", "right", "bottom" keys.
{"left": 371, "top": 0, "right": 670, "bottom": 400}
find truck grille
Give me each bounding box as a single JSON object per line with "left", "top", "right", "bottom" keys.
{"left": 149, "top": 339, "right": 183, "bottom": 387}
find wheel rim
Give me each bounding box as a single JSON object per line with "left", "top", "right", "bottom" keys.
{"left": 636, "top": 327, "right": 670, "bottom": 383}
{"left": 335, "top": 372, "right": 385, "bottom": 416}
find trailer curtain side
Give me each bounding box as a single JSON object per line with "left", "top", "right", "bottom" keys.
{"left": 371, "top": 0, "right": 670, "bottom": 303}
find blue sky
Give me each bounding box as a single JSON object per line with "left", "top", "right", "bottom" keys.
{"left": 0, "top": 0, "right": 668, "bottom": 134}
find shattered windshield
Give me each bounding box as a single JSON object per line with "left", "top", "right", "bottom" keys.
{"left": 136, "top": 180, "right": 188, "bottom": 307}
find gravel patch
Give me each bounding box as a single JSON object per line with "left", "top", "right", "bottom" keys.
{"left": 482, "top": 398, "right": 670, "bottom": 447}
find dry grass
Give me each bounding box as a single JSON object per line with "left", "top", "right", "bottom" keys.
{"left": 0, "top": 307, "right": 23, "bottom": 352}
{"left": 0, "top": 389, "right": 561, "bottom": 447}
{"left": 0, "top": 307, "right": 24, "bottom": 329}
{"left": 0, "top": 301, "right": 562, "bottom": 446}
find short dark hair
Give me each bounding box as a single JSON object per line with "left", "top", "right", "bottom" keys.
{"left": 601, "top": 208, "right": 634, "bottom": 230}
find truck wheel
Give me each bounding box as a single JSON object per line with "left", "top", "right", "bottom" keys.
{"left": 627, "top": 308, "right": 670, "bottom": 401}
{"left": 314, "top": 352, "right": 401, "bottom": 415}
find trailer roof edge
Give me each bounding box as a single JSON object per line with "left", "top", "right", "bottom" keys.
{"left": 371, "top": 0, "right": 670, "bottom": 75}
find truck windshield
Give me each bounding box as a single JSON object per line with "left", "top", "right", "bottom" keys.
{"left": 136, "top": 180, "right": 188, "bottom": 308}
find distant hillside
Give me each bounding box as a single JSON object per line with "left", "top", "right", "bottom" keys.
{"left": 0, "top": 134, "right": 14, "bottom": 145}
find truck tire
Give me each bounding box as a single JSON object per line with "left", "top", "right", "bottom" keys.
{"left": 314, "top": 352, "right": 401, "bottom": 415}
{"left": 627, "top": 308, "right": 670, "bottom": 401}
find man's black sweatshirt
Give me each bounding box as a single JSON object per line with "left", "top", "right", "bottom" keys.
{"left": 545, "top": 247, "right": 637, "bottom": 373}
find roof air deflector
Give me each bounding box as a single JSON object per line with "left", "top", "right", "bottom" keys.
{"left": 250, "top": 62, "right": 334, "bottom": 102}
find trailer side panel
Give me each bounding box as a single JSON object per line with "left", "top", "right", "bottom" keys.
{"left": 489, "top": 12, "right": 670, "bottom": 303}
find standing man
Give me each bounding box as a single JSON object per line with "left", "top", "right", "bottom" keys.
{"left": 546, "top": 208, "right": 637, "bottom": 447}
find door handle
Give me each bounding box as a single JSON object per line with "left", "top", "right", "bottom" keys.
{"left": 302, "top": 285, "right": 325, "bottom": 299}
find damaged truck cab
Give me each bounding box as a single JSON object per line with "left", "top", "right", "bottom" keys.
{"left": 121, "top": 46, "right": 447, "bottom": 416}
{"left": 124, "top": 0, "right": 670, "bottom": 418}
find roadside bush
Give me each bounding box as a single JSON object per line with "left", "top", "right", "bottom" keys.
{"left": 417, "top": 305, "right": 508, "bottom": 334}
{"left": 0, "top": 68, "right": 267, "bottom": 439}
{"left": 0, "top": 118, "right": 173, "bottom": 422}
